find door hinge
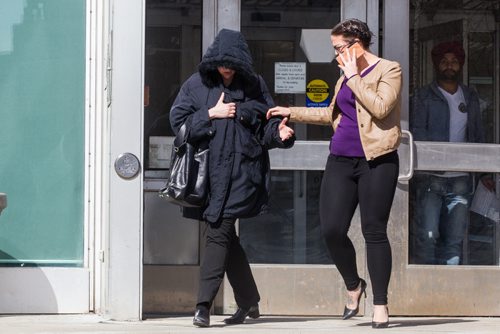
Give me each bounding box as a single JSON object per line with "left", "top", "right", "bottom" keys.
{"left": 99, "top": 250, "right": 105, "bottom": 262}
{"left": 106, "top": 30, "right": 113, "bottom": 108}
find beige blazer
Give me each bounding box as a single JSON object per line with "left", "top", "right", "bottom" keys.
{"left": 290, "top": 58, "right": 402, "bottom": 160}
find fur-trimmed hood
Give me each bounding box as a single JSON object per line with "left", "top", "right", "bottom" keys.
{"left": 198, "top": 29, "right": 257, "bottom": 87}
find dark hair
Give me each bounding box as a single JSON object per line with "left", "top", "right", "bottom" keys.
{"left": 331, "top": 18, "right": 373, "bottom": 49}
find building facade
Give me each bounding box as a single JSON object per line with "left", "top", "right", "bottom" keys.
{"left": 0, "top": 0, "right": 499, "bottom": 320}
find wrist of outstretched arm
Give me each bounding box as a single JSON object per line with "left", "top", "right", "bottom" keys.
{"left": 289, "top": 106, "right": 331, "bottom": 124}
{"left": 289, "top": 107, "right": 299, "bottom": 121}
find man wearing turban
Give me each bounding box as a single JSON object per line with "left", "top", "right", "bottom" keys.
{"left": 431, "top": 41, "right": 465, "bottom": 70}
{"left": 409, "top": 41, "right": 485, "bottom": 265}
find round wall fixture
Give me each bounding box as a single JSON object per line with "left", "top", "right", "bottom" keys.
{"left": 114, "top": 153, "right": 141, "bottom": 179}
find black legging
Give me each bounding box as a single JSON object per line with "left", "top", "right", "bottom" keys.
{"left": 319, "top": 152, "right": 399, "bottom": 305}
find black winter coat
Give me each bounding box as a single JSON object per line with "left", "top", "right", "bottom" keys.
{"left": 170, "top": 29, "right": 294, "bottom": 223}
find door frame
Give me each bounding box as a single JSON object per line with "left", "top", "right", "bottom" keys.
{"left": 385, "top": 0, "right": 500, "bottom": 316}
{"left": 218, "top": 0, "right": 376, "bottom": 316}
{"left": 107, "top": 0, "right": 500, "bottom": 319}
{"left": 103, "top": 0, "right": 145, "bottom": 321}
{"left": 227, "top": 0, "right": 500, "bottom": 317}
{"left": 0, "top": 0, "right": 101, "bottom": 314}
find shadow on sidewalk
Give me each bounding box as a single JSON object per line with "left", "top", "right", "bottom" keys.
{"left": 356, "top": 318, "right": 477, "bottom": 328}
{"left": 144, "top": 314, "right": 340, "bottom": 329}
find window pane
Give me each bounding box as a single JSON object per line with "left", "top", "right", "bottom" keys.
{"left": 142, "top": 0, "right": 202, "bottom": 265}
{"left": 409, "top": 1, "right": 497, "bottom": 144}
{"left": 408, "top": 1, "right": 500, "bottom": 266}
{"left": 409, "top": 171, "right": 500, "bottom": 266}
{"left": 242, "top": 0, "right": 341, "bottom": 141}
{"left": 238, "top": 0, "right": 340, "bottom": 266}
{"left": 0, "top": 0, "right": 86, "bottom": 266}
{"left": 240, "top": 171, "right": 332, "bottom": 264}
{"left": 144, "top": 2, "right": 201, "bottom": 171}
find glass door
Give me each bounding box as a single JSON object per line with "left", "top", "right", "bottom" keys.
{"left": 139, "top": 0, "right": 500, "bottom": 317}
{"left": 141, "top": 0, "right": 203, "bottom": 315}
{"left": 232, "top": 0, "right": 360, "bottom": 316}
{"left": 0, "top": 0, "right": 90, "bottom": 313}
{"left": 389, "top": 0, "right": 500, "bottom": 316}
{"left": 235, "top": 0, "right": 500, "bottom": 317}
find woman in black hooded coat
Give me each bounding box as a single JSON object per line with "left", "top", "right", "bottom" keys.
{"left": 170, "top": 29, "right": 295, "bottom": 327}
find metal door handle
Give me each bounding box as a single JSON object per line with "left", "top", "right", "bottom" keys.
{"left": 398, "top": 130, "right": 414, "bottom": 181}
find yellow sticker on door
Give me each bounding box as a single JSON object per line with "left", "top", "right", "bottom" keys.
{"left": 306, "top": 79, "right": 330, "bottom": 107}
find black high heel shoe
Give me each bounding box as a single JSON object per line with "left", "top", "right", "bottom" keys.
{"left": 372, "top": 306, "right": 389, "bottom": 329}
{"left": 342, "top": 278, "right": 367, "bottom": 320}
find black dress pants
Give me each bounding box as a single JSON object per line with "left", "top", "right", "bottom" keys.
{"left": 319, "top": 152, "right": 399, "bottom": 305}
{"left": 197, "top": 218, "right": 260, "bottom": 309}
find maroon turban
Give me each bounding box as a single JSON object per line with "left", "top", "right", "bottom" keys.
{"left": 431, "top": 41, "right": 465, "bottom": 68}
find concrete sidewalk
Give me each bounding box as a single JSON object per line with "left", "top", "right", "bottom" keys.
{"left": 0, "top": 314, "right": 499, "bottom": 334}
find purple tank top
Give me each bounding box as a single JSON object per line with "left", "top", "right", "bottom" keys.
{"left": 330, "top": 61, "right": 379, "bottom": 157}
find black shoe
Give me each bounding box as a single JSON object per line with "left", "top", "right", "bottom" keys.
{"left": 223, "top": 305, "right": 260, "bottom": 325}
{"left": 342, "top": 279, "right": 367, "bottom": 320}
{"left": 372, "top": 320, "right": 390, "bottom": 329}
{"left": 193, "top": 306, "right": 210, "bottom": 327}
{"left": 372, "top": 306, "right": 389, "bottom": 328}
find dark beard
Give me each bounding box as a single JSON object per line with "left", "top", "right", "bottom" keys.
{"left": 437, "top": 69, "right": 460, "bottom": 82}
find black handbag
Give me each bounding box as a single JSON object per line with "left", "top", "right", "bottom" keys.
{"left": 159, "top": 123, "right": 209, "bottom": 207}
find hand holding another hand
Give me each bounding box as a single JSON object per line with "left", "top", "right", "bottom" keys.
{"left": 266, "top": 106, "right": 291, "bottom": 120}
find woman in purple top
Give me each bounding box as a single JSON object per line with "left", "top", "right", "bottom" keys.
{"left": 267, "top": 19, "right": 402, "bottom": 328}
{"left": 331, "top": 61, "right": 379, "bottom": 157}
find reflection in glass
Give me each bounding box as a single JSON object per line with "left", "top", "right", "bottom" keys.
{"left": 408, "top": 0, "right": 500, "bottom": 266}
{"left": 410, "top": 171, "right": 473, "bottom": 265}
{"left": 409, "top": 171, "right": 500, "bottom": 265}
{"left": 242, "top": 0, "right": 341, "bottom": 141}
{"left": 240, "top": 171, "right": 331, "bottom": 264}
{"left": 144, "top": 0, "right": 201, "bottom": 170}
{"left": 467, "top": 173, "right": 500, "bottom": 265}
{"left": 238, "top": 0, "right": 342, "bottom": 264}
{"left": 409, "top": 0, "right": 498, "bottom": 144}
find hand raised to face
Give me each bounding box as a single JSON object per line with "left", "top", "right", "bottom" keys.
{"left": 337, "top": 46, "right": 359, "bottom": 79}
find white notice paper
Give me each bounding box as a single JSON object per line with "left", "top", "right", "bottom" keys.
{"left": 470, "top": 181, "right": 500, "bottom": 223}
{"left": 274, "top": 62, "right": 306, "bottom": 94}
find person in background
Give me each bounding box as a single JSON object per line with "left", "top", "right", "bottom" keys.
{"left": 267, "top": 18, "right": 402, "bottom": 328}
{"left": 410, "top": 41, "right": 488, "bottom": 265}
{"left": 170, "top": 28, "right": 295, "bottom": 328}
